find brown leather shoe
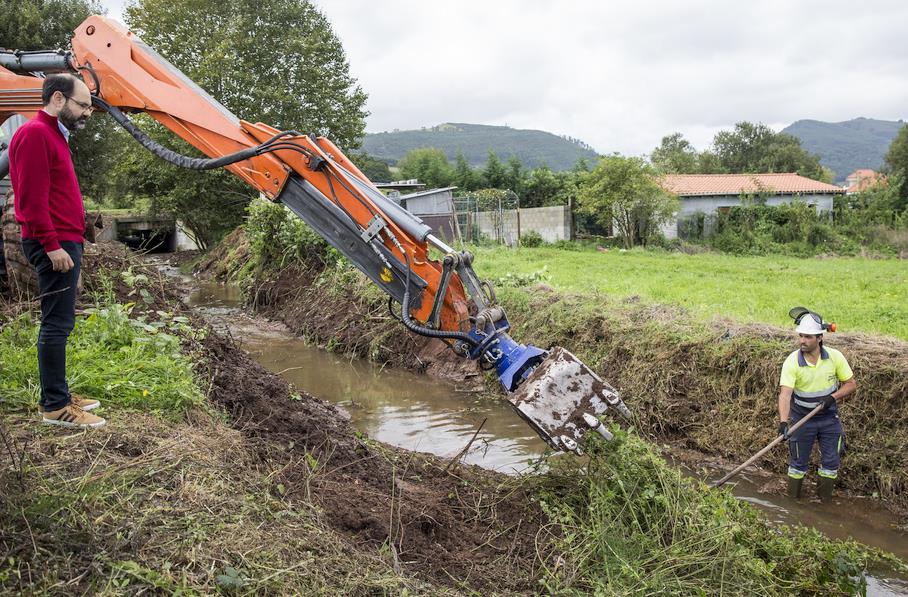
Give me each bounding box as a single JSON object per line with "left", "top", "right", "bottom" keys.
{"left": 42, "top": 403, "right": 106, "bottom": 429}
{"left": 70, "top": 394, "right": 100, "bottom": 412}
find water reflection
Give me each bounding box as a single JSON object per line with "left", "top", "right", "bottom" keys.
{"left": 189, "top": 282, "right": 548, "bottom": 472}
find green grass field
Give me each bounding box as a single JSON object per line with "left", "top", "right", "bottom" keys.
{"left": 471, "top": 246, "right": 908, "bottom": 340}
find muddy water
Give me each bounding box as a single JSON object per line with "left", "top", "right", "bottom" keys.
{"left": 187, "top": 280, "right": 907, "bottom": 593}
{"left": 697, "top": 467, "right": 908, "bottom": 595}
{"left": 188, "top": 282, "right": 548, "bottom": 472}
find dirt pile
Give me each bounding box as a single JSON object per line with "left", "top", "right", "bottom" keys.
{"left": 200, "top": 332, "right": 546, "bottom": 591}
{"left": 1, "top": 237, "right": 180, "bottom": 324}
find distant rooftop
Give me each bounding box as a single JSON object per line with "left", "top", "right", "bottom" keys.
{"left": 844, "top": 169, "right": 885, "bottom": 194}
{"left": 661, "top": 173, "right": 845, "bottom": 197}
{"left": 399, "top": 186, "right": 457, "bottom": 200}
{"left": 375, "top": 179, "right": 426, "bottom": 192}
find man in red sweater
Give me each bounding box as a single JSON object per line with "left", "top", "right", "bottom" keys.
{"left": 9, "top": 74, "right": 105, "bottom": 428}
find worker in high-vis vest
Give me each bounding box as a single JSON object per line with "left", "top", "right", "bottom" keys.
{"left": 778, "top": 310, "right": 856, "bottom": 501}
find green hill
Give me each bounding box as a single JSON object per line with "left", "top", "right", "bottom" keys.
{"left": 360, "top": 123, "right": 599, "bottom": 171}
{"left": 782, "top": 117, "right": 905, "bottom": 183}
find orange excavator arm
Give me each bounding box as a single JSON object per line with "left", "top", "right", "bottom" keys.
{"left": 0, "top": 15, "right": 632, "bottom": 453}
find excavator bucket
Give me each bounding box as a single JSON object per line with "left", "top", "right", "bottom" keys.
{"left": 507, "top": 347, "right": 631, "bottom": 453}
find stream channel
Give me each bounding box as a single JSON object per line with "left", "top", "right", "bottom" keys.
{"left": 185, "top": 279, "right": 907, "bottom": 595}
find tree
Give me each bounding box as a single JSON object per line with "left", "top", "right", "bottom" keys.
{"left": 523, "top": 166, "right": 561, "bottom": 208}
{"left": 350, "top": 152, "right": 392, "bottom": 183}
{"left": 0, "top": 0, "right": 100, "bottom": 50}
{"left": 572, "top": 157, "right": 591, "bottom": 174}
{"left": 105, "top": 0, "right": 369, "bottom": 245}
{"left": 452, "top": 151, "right": 479, "bottom": 191}
{"left": 578, "top": 155, "right": 679, "bottom": 248}
{"left": 712, "top": 122, "right": 825, "bottom": 180}
{"left": 396, "top": 147, "right": 453, "bottom": 188}
{"left": 651, "top": 133, "right": 699, "bottom": 174}
{"left": 697, "top": 150, "right": 724, "bottom": 174}
{"left": 884, "top": 124, "right": 908, "bottom": 212}
{"left": 125, "top": 0, "right": 367, "bottom": 149}
{"left": 482, "top": 151, "right": 507, "bottom": 189}
{"left": 505, "top": 155, "right": 526, "bottom": 196}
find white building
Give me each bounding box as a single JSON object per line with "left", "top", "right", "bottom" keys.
{"left": 659, "top": 173, "right": 845, "bottom": 239}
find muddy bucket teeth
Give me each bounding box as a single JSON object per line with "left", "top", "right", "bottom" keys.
{"left": 506, "top": 346, "right": 630, "bottom": 453}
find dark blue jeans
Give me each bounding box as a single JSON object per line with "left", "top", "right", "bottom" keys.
{"left": 22, "top": 239, "right": 83, "bottom": 412}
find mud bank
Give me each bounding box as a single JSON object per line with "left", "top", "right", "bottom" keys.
{"left": 199, "top": 333, "right": 546, "bottom": 592}
{"left": 1, "top": 243, "right": 545, "bottom": 593}
{"left": 199, "top": 228, "right": 908, "bottom": 522}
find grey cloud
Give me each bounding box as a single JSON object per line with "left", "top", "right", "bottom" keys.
{"left": 99, "top": 0, "right": 907, "bottom": 156}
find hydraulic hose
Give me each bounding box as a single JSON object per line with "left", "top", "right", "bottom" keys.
{"left": 400, "top": 253, "right": 478, "bottom": 347}
{"left": 92, "top": 95, "right": 304, "bottom": 170}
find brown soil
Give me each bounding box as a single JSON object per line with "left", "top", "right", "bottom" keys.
{"left": 250, "top": 263, "right": 485, "bottom": 391}
{"left": 200, "top": 332, "right": 548, "bottom": 592}
{"left": 3, "top": 239, "right": 550, "bottom": 591}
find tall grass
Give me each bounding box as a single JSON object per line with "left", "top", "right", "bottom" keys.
{"left": 0, "top": 303, "right": 204, "bottom": 416}
{"left": 471, "top": 245, "right": 908, "bottom": 340}
{"left": 538, "top": 431, "right": 904, "bottom": 596}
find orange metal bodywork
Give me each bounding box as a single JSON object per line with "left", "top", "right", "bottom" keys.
{"left": 0, "top": 69, "right": 44, "bottom": 121}
{"left": 1, "top": 15, "right": 470, "bottom": 333}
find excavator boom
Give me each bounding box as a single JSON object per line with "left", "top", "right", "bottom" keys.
{"left": 0, "top": 16, "right": 631, "bottom": 452}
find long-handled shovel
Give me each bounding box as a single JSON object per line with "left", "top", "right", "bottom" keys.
{"left": 711, "top": 402, "right": 826, "bottom": 488}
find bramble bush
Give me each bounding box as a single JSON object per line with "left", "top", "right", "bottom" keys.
{"left": 245, "top": 199, "right": 339, "bottom": 270}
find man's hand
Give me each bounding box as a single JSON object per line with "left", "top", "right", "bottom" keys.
{"left": 47, "top": 248, "right": 74, "bottom": 272}
{"left": 822, "top": 394, "right": 836, "bottom": 409}
{"left": 778, "top": 421, "right": 789, "bottom": 439}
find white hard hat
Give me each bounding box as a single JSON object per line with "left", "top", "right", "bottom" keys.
{"left": 795, "top": 315, "right": 824, "bottom": 335}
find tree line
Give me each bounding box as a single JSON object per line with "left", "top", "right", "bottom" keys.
{"left": 392, "top": 122, "right": 908, "bottom": 253}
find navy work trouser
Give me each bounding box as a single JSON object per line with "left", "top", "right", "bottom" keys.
{"left": 787, "top": 406, "right": 844, "bottom": 480}
{"left": 22, "top": 239, "right": 83, "bottom": 412}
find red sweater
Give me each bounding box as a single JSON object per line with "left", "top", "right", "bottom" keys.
{"left": 9, "top": 110, "right": 85, "bottom": 252}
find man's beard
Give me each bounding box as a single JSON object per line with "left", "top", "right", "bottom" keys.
{"left": 59, "top": 106, "right": 88, "bottom": 132}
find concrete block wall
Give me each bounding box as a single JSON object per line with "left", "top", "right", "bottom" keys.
{"left": 518, "top": 205, "right": 572, "bottom": 242}
{"left": 476, "top": 204, "right": 572, "bottom": 245}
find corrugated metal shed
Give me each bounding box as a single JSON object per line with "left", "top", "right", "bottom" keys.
{"left": 399, "top": 187, "right": 458, "bottom": 241}
{"left": 399, "top": 186, "right": 457, "bottom": 215}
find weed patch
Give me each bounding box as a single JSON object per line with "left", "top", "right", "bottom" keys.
{"left": 537, "top": 431, "right": 905, "bottom": 595}
{"left": 0, "top": 304, "right": 204, "bottom": 416}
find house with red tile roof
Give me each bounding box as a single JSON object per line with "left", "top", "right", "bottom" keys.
{"left": 843, "top": 169, "right": 885, "bottom": 195}
{"left": 658, "top": 173, "right": 845, "bottom": 239}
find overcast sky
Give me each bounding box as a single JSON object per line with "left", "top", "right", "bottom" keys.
{"left": 101, "top": 0, "right": 907, "bottom": 156}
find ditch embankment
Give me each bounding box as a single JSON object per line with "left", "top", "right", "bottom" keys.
{"left": 199, "top": 225, "right": 908, "bottom": 525}
{"left": 0, "top": 234, "right": 905, "bottom": 594}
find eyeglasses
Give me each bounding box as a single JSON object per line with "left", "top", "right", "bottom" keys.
{"left": 63, "top": 94, "right": 94, "bottom": 112}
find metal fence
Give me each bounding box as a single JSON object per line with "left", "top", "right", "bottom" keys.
{"left": 453, "top": 190, "right": 520, "bottom": 245}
